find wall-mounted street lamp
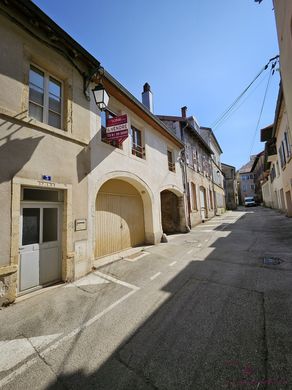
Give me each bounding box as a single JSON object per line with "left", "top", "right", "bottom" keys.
{"left": 92, "top": 84, "right": 110, "bottom": 111}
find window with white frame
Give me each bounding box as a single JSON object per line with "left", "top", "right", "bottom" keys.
{"left": 131, "top": 126, "right": 144, "bottom": 158}
{"left": 29, "top": 65, "right": 62, "bottom": 129}
{"left": 284, "top": 131, "right": 292, "bottom": 159}
{"left": 192, "top": 148, "right": 198, "bottom": 169}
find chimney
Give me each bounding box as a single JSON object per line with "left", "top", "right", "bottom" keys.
{"left": 181, "top": 106, "right": 187, "bottom": 118}
{"left": 142, "top": 83, "right": 153, "bottom": 113}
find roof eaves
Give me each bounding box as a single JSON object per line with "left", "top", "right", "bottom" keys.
{"left": 104, "top": 71, "right": 183, "bottom": 147}
{"left": 272, "top": 84, "right": 283, "bottom": 137}
{"left": 184, "top": 123, "right": 213, "bottom": 155}
{"left": 14, "top": 0, "right": 100, "bottom": 69}
{"left": 200, "top": 126, "right": 223, "bottom": 154}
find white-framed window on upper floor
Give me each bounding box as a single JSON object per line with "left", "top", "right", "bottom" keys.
{"left": 29, "top": 65, "right": 62, "bottom": 129}
{"left": 192, "top": 148, "right": 198, "bottom": 170}
{"left": 284, "top": 131, "right": 292, "bottom": 160}
{"left": 131, "top": 126, "right": 145, "bottom": 159}
{"left": 279, "top": 141, "right": 287, "bottom": 169}
{"left": 167, "top": 149, "right": 175, "bottom": 172}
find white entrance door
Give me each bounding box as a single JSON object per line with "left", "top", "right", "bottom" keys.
{"left": 200, "top": 188, "right": 206, "bottom": 220}
{"left": 19, "top": 203, "right": 62, "bottom": 292}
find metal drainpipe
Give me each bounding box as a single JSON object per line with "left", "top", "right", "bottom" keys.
{"left": 211, "top": 158, "right": 218, "bottom": 216}
{"left": 179, "top": 123, "right": 191, "bottom": 229}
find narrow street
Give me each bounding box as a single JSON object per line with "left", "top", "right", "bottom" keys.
{"left": 1, "top": 207, "right": 292, "bottom": 389}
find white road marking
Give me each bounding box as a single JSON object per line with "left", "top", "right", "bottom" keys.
{"left": 66, "top": 273, "right": 110, "bottom": 288}
{"left": 205, "top": 239, "right": 208, "bottom": 242}
{"left": 0, "top": 333, "right": 62, "bottom": 372}
{"left": 169, "top": 261, "right": 177, "bottom": 266}
{"left": 198, "top": 244, "right": 202, "bottom": 247}
{"left": 94, "top": 270, "right": 140, "bottom": 291}
{"left": 150, "top": 272, "right": 161, "bottom": 280}
{"left": 187, "top": 249, "right": 193, "bottom": 254}
{"left": 0, "top": 273, "right": 140, "bottom": 387}
{"left": 124, "top": 252, "right": 150, "bottom": 262}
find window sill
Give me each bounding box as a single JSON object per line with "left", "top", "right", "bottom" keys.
{"left": 129, "top": 152, "right": 147, "bottom": 163}
{"left": 99, "top": 139, "right": 126, "bottom": 155}
{"left": 0, "top": 106, "right": 88, "bottom": 146}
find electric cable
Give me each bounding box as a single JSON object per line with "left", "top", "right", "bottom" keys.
{"left": 212, "top": 55, "right": 279, "bottom": 130}
{"left": 249, "top": 66, "right": 273, "bottom": 154}
{"left": 214, "top": 70, "right": 270, "bottom": 130}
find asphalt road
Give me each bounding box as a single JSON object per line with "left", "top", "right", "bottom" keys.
{"left": 1, "top": 207, "right": 292, "bottom": 389}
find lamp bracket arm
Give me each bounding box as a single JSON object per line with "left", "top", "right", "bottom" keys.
{"left": 83, "top": 66, "right": 105, "bottom": 101}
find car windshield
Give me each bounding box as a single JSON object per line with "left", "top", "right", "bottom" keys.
{"left": 245, "top": 197, "right": 254, "bottom": 201}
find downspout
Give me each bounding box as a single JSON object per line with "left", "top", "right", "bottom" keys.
{"left": 211, "top": 158, "right": 218, "bottom": 216}
{"left": 179, "top": 122, "right": 191, "bottom": 229}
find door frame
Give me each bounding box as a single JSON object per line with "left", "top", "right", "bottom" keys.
{"left": 19, "top": 202, "right": 63, "bottom": 294}
{"left": 10, "top": 177, "right": 73, "bottom": 296}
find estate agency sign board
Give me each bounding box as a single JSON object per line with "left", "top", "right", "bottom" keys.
{"left": 106, "top": 114, "right": 128, "bottom": 144}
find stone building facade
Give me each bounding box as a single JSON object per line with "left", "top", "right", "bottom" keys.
{"left": 157, "top": 107, "right": 224, "bottom": 227}
{"left": 0, "top": 1, "right": 187, "bottom": 304}
{"left": 221, "top": 163, "right": 238, "bottom": 210}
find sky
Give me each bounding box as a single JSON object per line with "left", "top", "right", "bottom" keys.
{"left": 33, "top": 0, "right": 280, "bottom": 169}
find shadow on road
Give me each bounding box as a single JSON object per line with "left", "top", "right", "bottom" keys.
{"left": 46, "top": 209, "right": 292, "bottom": 389}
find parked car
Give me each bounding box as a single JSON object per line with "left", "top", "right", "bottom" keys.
{"left": 244, "top": 196, "right": 256, "bottom": 207}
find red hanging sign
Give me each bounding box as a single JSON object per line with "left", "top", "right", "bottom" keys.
{"left": 105, "top": 114, "right": 129, "bottom": 145}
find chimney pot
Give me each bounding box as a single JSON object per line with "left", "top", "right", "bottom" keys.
{"left": 142, "top": 82, "right": 154, "bottom": 113}
{"left": 143, "top": 83, "right": 151, "bottom": 93}
{"left": 181, "top": 106, "right": 187, "bottom": 118}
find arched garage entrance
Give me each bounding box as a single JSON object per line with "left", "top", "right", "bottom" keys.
{"left": 95, "top": 179, "right": 145, "bottom": 258}
{"left": 160, "top": 189, "right": 185, "bottom": 234}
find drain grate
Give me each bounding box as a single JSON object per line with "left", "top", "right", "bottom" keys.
{"left": 263, "top": 256, "right": 284, "bottom": 266}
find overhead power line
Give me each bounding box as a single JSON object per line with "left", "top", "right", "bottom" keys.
{"left": 249, "top": 67, "right": 273, "bottom": 154}
{"left": 212, "top": 55, "right": 279, "bottom": 130}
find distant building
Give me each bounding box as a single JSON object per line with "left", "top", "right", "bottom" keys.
{"left": 238, "top": 156, "right": 257, "bottom": 204}
{"left": 199, "top": 127, "right": 226, "bottom": 215}
{"left": 260, "top": 87, "right": 292, "bottom": 215}
{"left": 221, "top": 163, "right": 238, "bottom": 210}
{"left": 251, "top": 151, "right": 265, "bottom": 204}
{"left": 157, "top": 107, "right": 216, "bottom": 227}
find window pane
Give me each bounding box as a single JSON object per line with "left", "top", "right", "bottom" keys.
{"left": 101, "top": 111, "right": 106, "bottom": 128}
{"left": 29, "top": 66, "right": 44, "bottom": 90}
{"left": 48, "top": 111, "right": 61, "bottom": 128}
{"left": 29, "top": 84, "right": 44, "bottom": 106}
{"left": 49, "top": 78, "right": 61, "bottom": 96}
{"left": 135, "top": 129, "right": 142, "bottom": 147}
{"left": 22, "top": 208, "right": 40, "bottom": 245}
{"left": 49, "top": 78, "right": 61, "bottom": 114}
{"left": 29, "top": 102, "right": 43, "bottom": 122}
{"left": 49, "top": 94, "right": 61, "bottom": 113}
{"left": 43, "top": 208, "right": 58, "bottom": 242}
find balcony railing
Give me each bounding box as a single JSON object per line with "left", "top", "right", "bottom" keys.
{"left": 168, "top": 161, "right": 176, "bottom": 172}
{"left": 132, "top": 143, "right": 145, "bottom": 159}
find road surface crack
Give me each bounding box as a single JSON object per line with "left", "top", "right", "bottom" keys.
{"left": 116, "top": 354, "right": 159, "bottom": 390}
{"left": 25, "top": 336, "right": 69, "bottom": 389}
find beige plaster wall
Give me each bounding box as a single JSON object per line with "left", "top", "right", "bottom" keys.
{"left": 87, "top": 96, "right": 186, "bottom": 268}
{"left": 273, "top": 1, "right": 292, "bottom": 131}
{"left": 0, "top": 16, "right": 92, "bottom": 285}
{"left": 275, "top": 106, "right": 292, "bottom": 213}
